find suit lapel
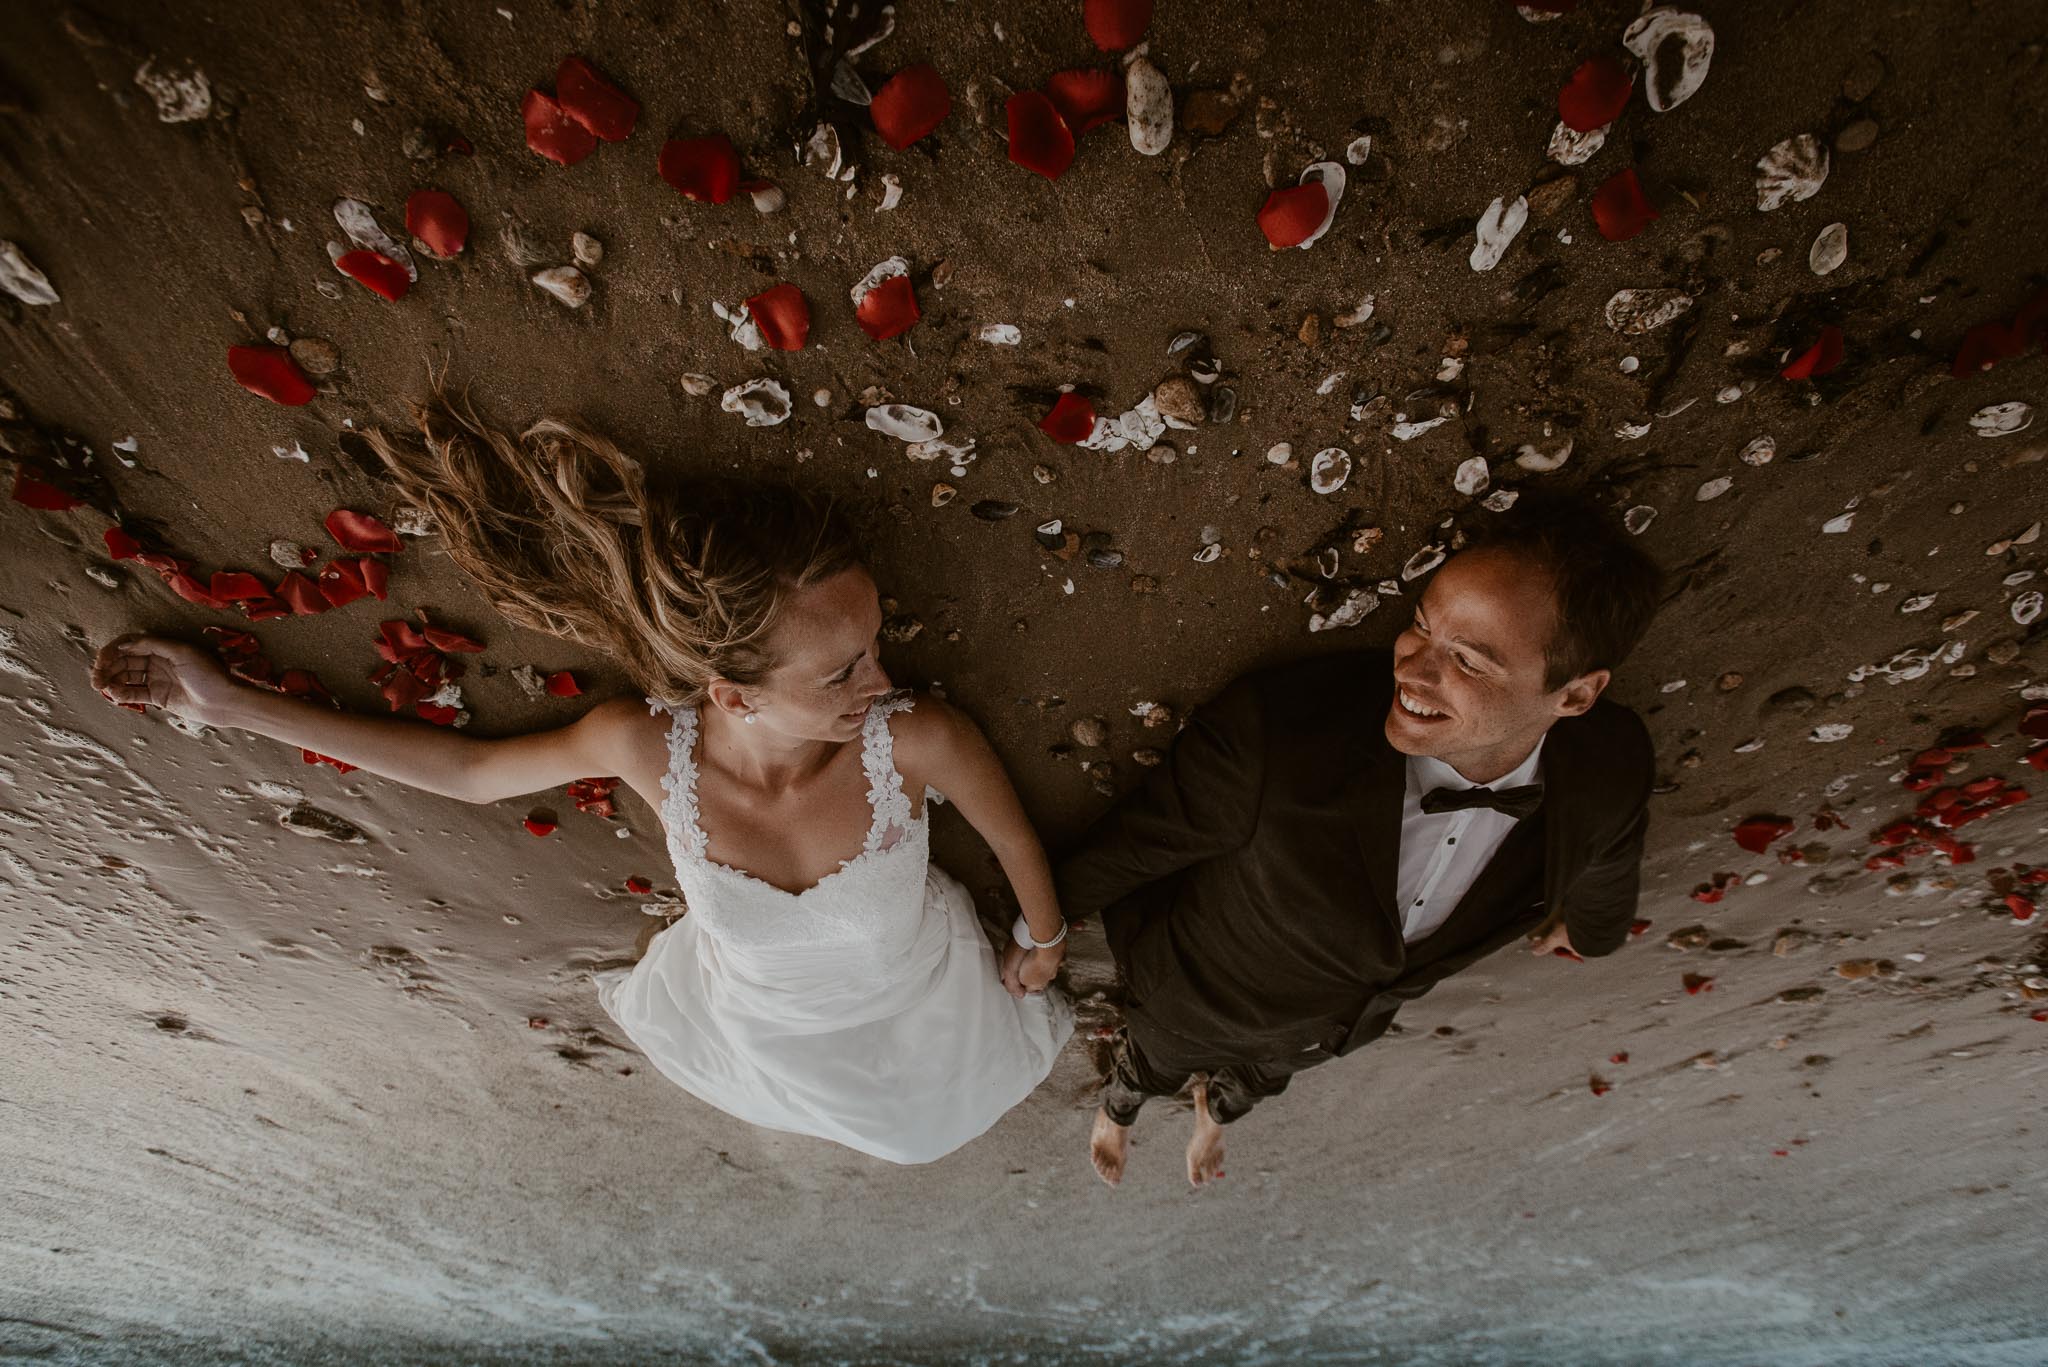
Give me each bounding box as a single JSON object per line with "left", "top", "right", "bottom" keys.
{"left": 1345, "top": 719, "right": 1408, "bottom": 937}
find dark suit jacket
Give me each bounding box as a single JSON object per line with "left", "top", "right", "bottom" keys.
{"left": 1054, "top": 650, "right": 1653, "bottom": 1061}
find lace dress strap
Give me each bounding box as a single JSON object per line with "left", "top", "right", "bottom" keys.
{"left": 648, "top": 696, "right": 708, "bottom": 860}
{"left": 860, "top": 691, "right": 926, "bottom": 854}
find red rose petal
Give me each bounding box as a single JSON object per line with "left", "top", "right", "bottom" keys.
{"left": 658, "top": 134, "right": 741, "bottom": 204}
{"left": 625, "top": 876, "right": 653, "bottom": 894}
{"left": 104, "top": 526, "right": 144, "bottom": 559}
{"left": 1257, "top": 182, "right": 1329, "bottom": 250}
{"left": 744, "top": 283, "right": 811, "bottom": 351}
{"left": 404, "top": 190, "right": 469, "bottom": 259}
{"left": 1781, "top": 325, "right": 1845, "bottom": 380}
{"left": 9, "top": 465, "right": 82, "bottom": 511}
{"left": 1629, "top": 919, "right": 1652, "bottom": 936}
{"left": 1610, "top": 1051, "right": 1629, "bottom": 1064}
{"left": 415, "top": 702, "right": 460, "bottom": 726}
{"left": 335, "top": 250, "right": 411, "bottom": 302}
{"left": 1084, "top": 0, "right": 1153, "bottom": 51}
{"left": 317, "top": 558, "right": 371, "bottom": 609}
{"left": 1038, "top": 392, "right": 1097, "bottom": 444}
{"left": 1951, "top": 320, "right": 2024, "bottom": 379}
{"left": 870, "top": 63, "right": 951, "bottom": 150}
{"left": 855, "top": 273, "right": 920, "bottom": 341}
{"left": 1589, "top": 1076, "right": 1612, "bottom": 1096}
{"left": 1559, "top": 53, "right": 1634, "bottom": 132}
{"left": 545, "top": 670, "right": 581, "bottom": 697}
{"left": 1006, "top": 90, "right": 1077, "bottom": 180}
{"left": 359, "top": 558, "right": 390, "bottom": 601}
{"left": 325, "top": 508, "right": 403, "bottom": 554}
{"left": 1689, "top": 884, "right": 1725, "bottom": 904}
{"left": 208, "top": 571, "right": 273, "bottom": 602}
{"left": 421, "top": 625, "right": 485, "bottom": 654}
{"left": 165, "top": 570, "right": 226, "bottom": 610}
{"left": 1682, "top": 972, "right": 1714, "bottom": 995}
{"left": 303, "top": 749, "right": 358, "bottom": 773}
{"left": 523, "top": 815, "right": 558, "bottom": 838}
{"left": 2026, "top": 745, "right": 2048, "bottom": 772}
{"left": 243, "top": 596, "right": 291, "bottom": 623}
{"left": 556, "top": 56, "right": 639, "bottom": 142}
{"left": 227, "top": 345, "right": 316, "bottom": 406}
{"left": 1591, "top": 167, "right": 1659, "bottom": 241}
{"left": 275, "top": 571, "right": 329, "bottom": 616}
{"left": 523, "top": 88, "right": 598, "bottom": 166}
{"left": 1732, "top": 815, "right": 1795, "bottom": 854}
{"left": 1553, "top": 946, "right": 1586, "bottom": 963}
{"left": 1045, "top": 68, "right": 1125, "bottom": 137}
{"left": 2007, "top": 893, "right": 2037, "bottom": 922}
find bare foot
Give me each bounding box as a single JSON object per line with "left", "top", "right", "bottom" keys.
{"left": 1090, "top": 1107, "right": 1131, "bottom": 1188}
{"left": 1186, "top": 1079, "right": 1227, "bottom": 1189}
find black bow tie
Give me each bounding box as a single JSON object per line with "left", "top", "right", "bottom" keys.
{"left": 1419, "top": 782, "right": 1544, "bottom": 820}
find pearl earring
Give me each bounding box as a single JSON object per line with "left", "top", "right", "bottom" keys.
{"left": 743, "top": 711, "right": 757, "bottom": 725}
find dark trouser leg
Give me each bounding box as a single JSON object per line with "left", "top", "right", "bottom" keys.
{"left": 1205, "top": 1046, "right": 1332, "bottom": 1126}
{"left": 1099, "top": 1022, "right": 1196, "bottom": 1127}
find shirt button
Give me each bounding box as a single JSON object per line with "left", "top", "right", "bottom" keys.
{"left": 1447, "top": 837, "right": 1456, "bottom": 845}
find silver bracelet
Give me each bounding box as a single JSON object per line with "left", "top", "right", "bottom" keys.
{"left": 1011, "top": 914, "right": 1068, "bottom": 950}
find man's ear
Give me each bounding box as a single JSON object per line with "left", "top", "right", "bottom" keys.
{"left": 1555, "top": 668, "right": 1610, "bottom": 718}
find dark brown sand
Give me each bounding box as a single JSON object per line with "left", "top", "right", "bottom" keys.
{"left": 2, "top": 1, "right": 2045, "bottom": 1361}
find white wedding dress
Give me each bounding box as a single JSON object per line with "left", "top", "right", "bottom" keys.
{"left": 595, "top": 691, "right": 1072, "bottom": 1164}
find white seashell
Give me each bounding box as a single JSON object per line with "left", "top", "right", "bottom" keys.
{"left": 1334, "top": 294, "right": 1376, "bottom": 329}
{"left": 1438, "top": 357, "right": 1466, "bottom": 382}
{"left": 1898, "top": 594, "right": 1936, "bottom": 614}
{"left": 877, "top": 173, "right": 904, "bottom": 212}
{"left": 1618, "top": 355, "right": 1640, "bottom": 373}
{"left": 1481, "top": 488, "right": 1520, "bottom": 512}
{"left": 571, "top": 231, "right": 604, "bottom": 267}
{"left": 1193, "top": 542, "right": 1223, "bottom": 564}
{"left": 1809, "top": 723, "right": 1854, "bottom": 743}
{"left": 1604, "top": 288, "right": 1694, "bottom": 334}
{"left": 1755, "top": 135, "right": 1829, "bottom": 212}
{"left": 1080, "top": 417, "right": 1127, "bottom": 452}
{"left": 1514, "top": 438, "right": 1573, "bottom": 472}
{"left": 334, "top": 198, "right": 418, "bottom": 281}
{"left": 866, "top": 405, "right": 944, "bottom": 443}
{"left": 1739, "top": 435, "right": 1776, "bottom": 466}
{"left": 804, "top": 123, "right": 845, "bottom": 179}
{"left": 850, "top": 255, "right": 910, "bottom": 309}
{"left": 1125, "top": 56, "right": 1173, "bottom": 156}
{"left": 1624, "top": 505, "right": 1657, "bottom": 535}
{"left": 1345, "top": 135, "right": 1373, "bottom": 166}
{"left": 1309, "top": 448, "right": 1352, "bottom": 495}
{"left": 2013, "top": 590, "right": 2044, "bottom": 626}
{"left": 1615, "top": 420, "right": 1652, "bottom": 440}
{"left": 1516, "top": 3, "right": 1567, "bottom": 22}
{"left": 721, "top": 378, "right": 792, "bottom": 427}
{"left": 1822, "top": 511, "right": 1856, "bottom": 534}
{"left": 133, "top": 58, "right": 212, "bottom": 122}
{"left": 678, "top": 373, "right": 717, "bottom": 397}
{"left": 1391, "top": 415, "right": 1451, "bottom": 441}
{"left": 1469, "top": 195, "right": 1528, "bottom": 272}
{"left": 1266, "top": 442, "right": 1293, "bottom": 465}
{"left": 1622, "top": 8, "right": 1715, "bottom": 113}
{"left": 1401, "top": 545, "right": 1447, "bottom": 581}
{"left": 748, "top": 182, "right": 786, "bottom": 214}
{"left": 530, "top": 266, "right": 590, "bottom": 307}
{"left": 1315, "top": 372, "right": 1345, "bottom": 396}
{"left": 1810, "top": 222, "right": 1848, "bottom": 276}
{"left": 0, "top": 241, "right": 59, "bottom": 306}
{"left": 272, "top": 440, "right": 310, "bottom": 462}
{"left": 1114, "top": 396, "right": 1167, "bottom": 450}
{"left": 714, "top": 300, "right": 763, "bottom": 351}
{"left": 1453, "top": 456, "right": 1490, "bottom": 496}
{"left": 1546, "top": 121, "right": 1608, "bottom": 166}
{"left": 1294, "top": 162, "right": 1346, "bottom": 250}
{"left": 906, "top": 437, "right": 976, "bottom": 468}
{"left": 1969, "top": 402, "right": 2033, "bottom": 437}
{"left": 1696, "top": 476, "right": 1732, "bottom": 501}
{"left": 1308, "top": 587, "right": 1378, "bottom": 634}
{"left": 976, "top": 323, "right": 1021, "bottom": 345}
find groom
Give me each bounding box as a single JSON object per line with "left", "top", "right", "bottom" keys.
{"left": 1056, "top": 492, "right": 1662, "bottom": 1187}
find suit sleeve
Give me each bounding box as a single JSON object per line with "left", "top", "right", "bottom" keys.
{"left": 1053, "top": 676, "right": 1265, "bottom": 920}
{"left": 1560, "top": 757, "right": 1652, "bottom": 959}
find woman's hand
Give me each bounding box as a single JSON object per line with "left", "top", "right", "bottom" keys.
{"left": 90, "top": 633, "right": 241, "bottom": 727}
{"left": 1000, "top": 939, "right": 1067, "bottom": 998}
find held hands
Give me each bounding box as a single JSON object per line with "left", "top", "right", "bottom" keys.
{"left": 90, "top": 633, "right": 239, "bottom": 727}
{"left": 999, "top": 939, "right": 1066, "bottom": 999}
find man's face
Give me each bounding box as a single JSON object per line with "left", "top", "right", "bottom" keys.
{"left": 1384, "top": 547, "right": 1607, "bottom": 777}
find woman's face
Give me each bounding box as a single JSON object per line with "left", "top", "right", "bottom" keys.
{"left": 742, "top": 566, "right": 893, "bottom": 741}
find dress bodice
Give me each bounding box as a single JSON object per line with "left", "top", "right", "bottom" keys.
{"left": 647, "top": 691, "right": 945, "bottom": 982}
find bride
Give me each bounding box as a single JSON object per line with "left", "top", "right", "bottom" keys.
{"left": 90, "top": 390, "right": 1073, "bottom": 1164}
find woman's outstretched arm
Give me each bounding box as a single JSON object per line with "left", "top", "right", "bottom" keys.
{"left": 90, "top": 632, "right": 645, "bottom": 805}
{"left": 894, "top": 695, "right": 1067, "bottom": 997}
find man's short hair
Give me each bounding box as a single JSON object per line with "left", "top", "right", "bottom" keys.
{"left": 1459, "top": 490, "right": 1664, "bottom": 691}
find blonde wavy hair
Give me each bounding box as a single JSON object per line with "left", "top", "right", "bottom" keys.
{"left": 363, "top": 386, "right": 862, "bottom": 704}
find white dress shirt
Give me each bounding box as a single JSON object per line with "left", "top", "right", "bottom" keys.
{"left": 1395, "top": 735, "right": 1547, "bottom": 944}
